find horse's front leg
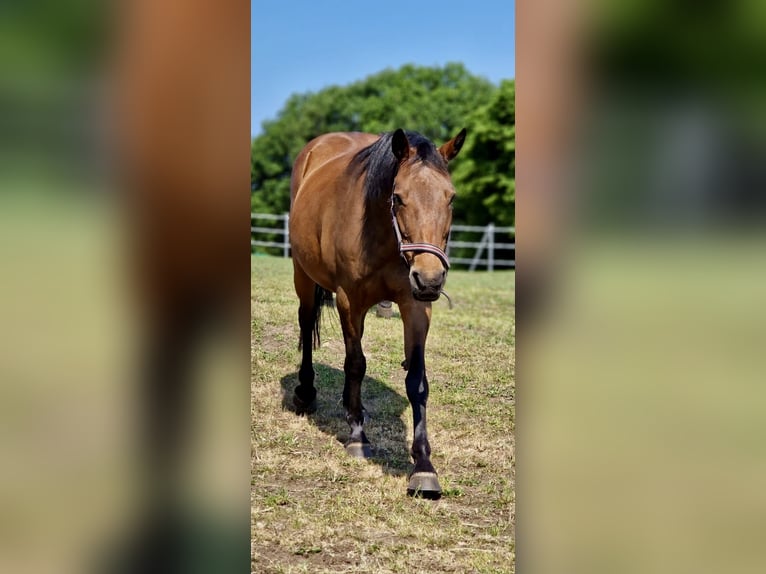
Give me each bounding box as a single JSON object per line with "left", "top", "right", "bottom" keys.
{"left": 335, "top": 288, "right": 372, "bottom": 458}
{"left": 399, "top": 299, "right": 442, "bottom": 499}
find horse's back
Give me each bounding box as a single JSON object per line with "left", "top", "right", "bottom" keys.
{"left": 290, "top": 132, "right": 378, "bottom": 202}
{"left": 289, "top": 132, "right": 379, "bottom": 289}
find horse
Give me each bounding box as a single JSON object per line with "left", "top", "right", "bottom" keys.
{"left": 288, "top": 127, "right": 466, "bottom": 499}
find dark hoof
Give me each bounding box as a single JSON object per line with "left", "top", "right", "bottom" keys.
{"left": 293, "top": 393, "right": 316, "bottom": 415}
{"left": 407, "top": 472, "right": 442, "bottom": 499}
{"left": 345, "top": 441, "right": 373, "bottom": 459}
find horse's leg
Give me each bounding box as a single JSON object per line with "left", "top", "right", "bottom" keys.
{"left": 292, "top": 263, "right": 318, "bottom": 414}
{"left": 336, "top": 288, "right": 372, "bottom": 458}
{"left": 399, "top": 300, "right": 442, "bottom": 499}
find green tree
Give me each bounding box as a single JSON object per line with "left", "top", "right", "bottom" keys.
{"left": 251, "top": 63, "right": 496, "bottom": 214}
{"left": 451, "top": 79, "right": 515, "bottom": 227}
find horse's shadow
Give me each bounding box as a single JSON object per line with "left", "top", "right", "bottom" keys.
{"left": 280, "top": 364, "right": 412, "bottom": 477}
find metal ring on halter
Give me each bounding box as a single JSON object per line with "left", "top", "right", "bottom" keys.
{"left": 390, "top": 199, "right": 451, "bottom": 270}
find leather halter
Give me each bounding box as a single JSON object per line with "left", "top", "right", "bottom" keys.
{"left": 390, "top": 190, "right": 451, "bottom": 271}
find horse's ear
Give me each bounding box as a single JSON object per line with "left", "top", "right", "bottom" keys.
{"left": 439, "top": 128, "right": 467, "bottom": 162}
{"left": 392, "top": 129, "right": 410, "bottom": 162}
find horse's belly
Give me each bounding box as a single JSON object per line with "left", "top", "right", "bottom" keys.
{"left": 290, "top": 205, "right": 337, "bottom": 289}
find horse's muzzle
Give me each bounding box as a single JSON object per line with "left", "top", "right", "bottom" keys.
{"left": 413, "top": 290, "right": 441, "bottom": 302}
{"left": 410, "top": 268, "right": 446, "bottom": 301}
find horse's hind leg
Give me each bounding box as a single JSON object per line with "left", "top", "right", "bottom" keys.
{"left": 335, "top": 288, "right": 372, "bottom": 458}
{"left": 293, "top": 263, "right": 318, "bottom": 414}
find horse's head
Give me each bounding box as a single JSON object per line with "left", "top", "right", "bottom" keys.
{"left": 391, "top": 128, "right": 466, "bottom": 301}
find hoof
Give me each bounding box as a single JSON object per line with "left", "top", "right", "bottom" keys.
{"left": 376, "top": 301, "right": 393, "bottom": 318}
{"left": 345, "top": 409, "right": 371, "bottom": 425}
{"left": 345, "top": 441, "right": 373, "bottom": 459}
{"left": 292, "top": 393, "right": 317, "bottom": 415}
{"left": 407, "top": 472, "right": 442, "bottom": 499}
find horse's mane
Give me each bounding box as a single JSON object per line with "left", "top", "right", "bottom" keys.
{"left": 348, "top": 130, "right": 449, "bottom": 204}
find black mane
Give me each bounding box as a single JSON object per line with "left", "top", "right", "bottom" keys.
{"left": 348, "top": 130, "right": 449, "bottom": 204}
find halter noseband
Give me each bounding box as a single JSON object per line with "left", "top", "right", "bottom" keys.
{"left": 390, "top": 192, "right": 451, "bottom": 271}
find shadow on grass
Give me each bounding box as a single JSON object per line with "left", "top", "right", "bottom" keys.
{"left": 280, "top": 364, "right": 412, "bottom": 477}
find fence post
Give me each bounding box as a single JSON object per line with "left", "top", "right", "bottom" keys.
{"left": 487, "top": 223, "right": 495, "bottom": 272}
{"left": 469, "top": 228, "right": 488, "bottom": 272}
{"left": 283, "top": 214, "right": 290, "bottom": 258}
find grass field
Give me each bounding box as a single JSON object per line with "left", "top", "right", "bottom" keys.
{"left": 252, "top": 255, "right": 515, "bottom": 573}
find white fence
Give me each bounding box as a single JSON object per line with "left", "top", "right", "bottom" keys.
{"left": 447, "top": 223, "right": 515, "bottom": 271}
{"left": 251, "top": 213, "right": 514, "bottom": 271}
{"left": 250, "top": 213, "right": 291, "bottom": 258}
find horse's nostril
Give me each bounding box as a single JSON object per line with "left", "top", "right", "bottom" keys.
{"left": 412, "top": 271, "right": 425, "bottom": 290}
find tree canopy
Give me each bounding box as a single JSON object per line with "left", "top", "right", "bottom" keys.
{"left": 251, "top": 63, "right": 514, "bottom": 226}
{"left": 451, "top": 79, "right": 515, "bottom": 227}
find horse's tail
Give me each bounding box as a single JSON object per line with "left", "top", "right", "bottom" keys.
{"left": 300, "top": 284, "right": 334, "bottom": 351}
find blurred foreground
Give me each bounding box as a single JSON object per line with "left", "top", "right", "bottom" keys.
{"left": 0, "top": 1, "right": 249, "bottom": 573}
{"left": 518, "top": 1, "right": 766, "bottom": 573}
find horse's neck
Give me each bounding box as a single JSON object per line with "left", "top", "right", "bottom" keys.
{"left": 365, "top": 194, "right": 394, "bottom": 225}
{"left": 361, "top": 199, "right": 399, "bottom": 265}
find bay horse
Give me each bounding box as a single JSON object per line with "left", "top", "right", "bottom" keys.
{"left": 289, "top": 128, "right": 466, "bottom": 499}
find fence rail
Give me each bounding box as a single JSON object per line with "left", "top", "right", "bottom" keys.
{"left": 448, "top": 222, "right": 515, "bottom": 271}
{"left": 251, "top": 213, "right": 514, "bottom": 271}
{"left": 251, "top": 213, "right": 290, "bottom": 258}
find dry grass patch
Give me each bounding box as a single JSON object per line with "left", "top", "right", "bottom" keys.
{"left": 252, "top": 255, "right": 514, "bottom": 573}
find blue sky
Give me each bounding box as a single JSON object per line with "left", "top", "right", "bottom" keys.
{"left": 251, "top": 1, "right": 515, "bottom": 137}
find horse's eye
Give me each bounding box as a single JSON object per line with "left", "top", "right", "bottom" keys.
{"left": 393, "top": 194, "right": 404, "bottom": 207}
{"left": 448, "top": 195, "right": 456, "bottom": 206}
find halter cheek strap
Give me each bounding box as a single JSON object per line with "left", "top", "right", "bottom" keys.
{"left": 390, "top": 200, "right": 451, "bottom": 271}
